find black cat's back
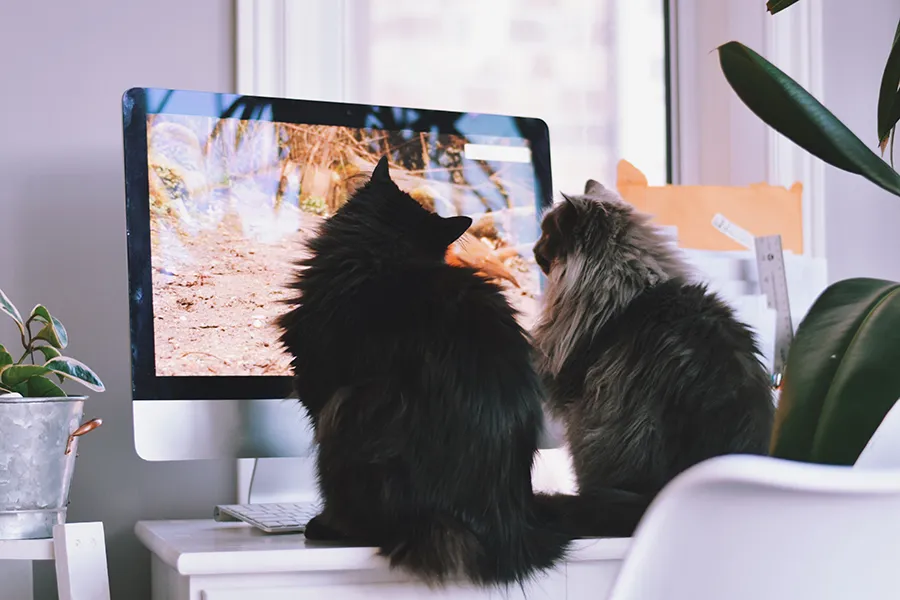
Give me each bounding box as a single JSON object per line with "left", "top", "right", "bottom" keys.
{"left": 290, "top": 261, "right": 569, "bottom": 585}
{"left": 556, "top": 279, "right": 774, "bottom": 496}
{"left": 278, "top": 157, "right": 576, "bottom": 586}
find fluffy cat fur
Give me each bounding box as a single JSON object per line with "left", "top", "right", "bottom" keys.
{"left": 277, "top": 156, "right": 581, "bottom": 588}
{"left": 532, "top": 180, "right": 775, "bottom": 509}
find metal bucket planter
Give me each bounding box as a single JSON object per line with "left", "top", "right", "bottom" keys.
{"left": 0, "top": 395, "right": 101, "bottom": 539}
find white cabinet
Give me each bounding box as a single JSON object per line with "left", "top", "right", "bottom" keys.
{"left": 138, "top": 520, "right": 627, "bottom": 600}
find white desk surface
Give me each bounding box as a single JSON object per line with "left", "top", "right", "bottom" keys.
{"left": 135, "top": 519, "right": 630, "bottom": 576}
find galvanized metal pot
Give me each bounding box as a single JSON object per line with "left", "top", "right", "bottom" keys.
{"left": 0, "top": 395, "right": 101, "bottom": 539}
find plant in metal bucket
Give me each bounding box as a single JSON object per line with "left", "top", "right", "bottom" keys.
{"left": 0, "top": 286, "right": 104, "bottom": 539}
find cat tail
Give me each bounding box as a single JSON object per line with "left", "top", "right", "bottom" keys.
{"left": 379, "top": 506, "right": 574, "bottom": 588}
{"left": 533, "top": 489, "right": 652, "bottom": 538}
{"left": 378, "top": 513, "right": 485, "bottom": 587}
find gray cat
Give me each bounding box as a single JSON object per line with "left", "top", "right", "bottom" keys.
{"left": 531, "top": 180, "right": 774, "bottom": 514}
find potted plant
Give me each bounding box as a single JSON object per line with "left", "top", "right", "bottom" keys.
{"left": 0, "top": 287, "right": 104, "bottom": 539}
{"left": 717, "top": 1, "right": 900, "bottom": 464}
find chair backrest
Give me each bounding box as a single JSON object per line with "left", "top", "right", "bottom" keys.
{"left": 855, "top": 398, "right": 900, "bottom": 469}
{"left": 606, "top": 454, "right": 900, "bottom": 600}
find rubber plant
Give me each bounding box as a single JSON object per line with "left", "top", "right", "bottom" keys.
{"left": 0, "top": 287, "right": 105, "bottom": 397}
{"left": 716, "top": 2, "right": 900, "bottom": 464}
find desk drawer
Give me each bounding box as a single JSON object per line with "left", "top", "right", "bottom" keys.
{"left": 200, "top": 573, "right": 565, "bottom": 600}
{"left": 203, "top": 582, "right": 491, "bottom": 600}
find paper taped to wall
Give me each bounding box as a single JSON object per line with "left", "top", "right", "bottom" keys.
{"left": 616, "top": 159, "right": 804, "bottom": 253}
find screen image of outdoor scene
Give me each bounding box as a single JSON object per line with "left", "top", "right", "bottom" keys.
{"left": 147, "top": 114, "right": 542, "bottom": 377}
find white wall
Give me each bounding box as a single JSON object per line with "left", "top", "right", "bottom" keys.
{"left": 0, "top": 2, "right": 236, "bottom": 599}
{"left": 821, "top": 0, "right": 900, "bottom": 283}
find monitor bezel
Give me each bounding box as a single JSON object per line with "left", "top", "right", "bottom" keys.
{"left": 123, "top": 87, "right": 554, "bottom": 401}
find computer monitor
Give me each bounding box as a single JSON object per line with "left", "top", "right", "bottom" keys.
{"left": 122, "top": 87, "right": 559, "bottom": 461}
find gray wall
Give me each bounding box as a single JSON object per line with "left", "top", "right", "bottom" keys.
{"left": 823, "top": 0, "right": 900, "bottom": 283}
{"left": 0, "top": 2, "right": 236, "bottom": 598}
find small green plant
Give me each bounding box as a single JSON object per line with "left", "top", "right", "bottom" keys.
{"left": 0, "top": 287, "right": 104, "bottom": 397}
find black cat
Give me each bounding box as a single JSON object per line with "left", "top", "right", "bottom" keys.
{"left": 277, "top": 156, "right": 590, "bottom": 587}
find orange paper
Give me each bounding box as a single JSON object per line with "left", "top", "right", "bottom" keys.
{"left": 615, "top": 160, "right": 804, "bottom": 253}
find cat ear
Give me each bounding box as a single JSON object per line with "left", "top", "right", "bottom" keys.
{"left": 584, "top": 179, "right": 606, "bottom": 196}
{"left": 552, "top": 194, "right": 581, "bottom": 231}
{"left": 561, "top": 193, "right": 579, "bottom": 212}
{"left": 371, "top": 155, "right": 392, "bottom": 183}
{"left": 438, "top": 215, "right": 472, "bottom": 245}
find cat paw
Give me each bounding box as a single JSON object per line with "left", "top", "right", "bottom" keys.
{"left": 304, "top": 514, "right": 346, "bottom": 541}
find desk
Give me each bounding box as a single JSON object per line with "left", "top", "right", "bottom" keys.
{"left": 136, "top": 520, "right": 629, "bottom": 600}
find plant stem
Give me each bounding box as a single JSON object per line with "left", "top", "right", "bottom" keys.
{"left": 16, "top": 321, "right": 35, "bottom": 365}
{"left": 18, "top": 325, "right": 29, "bottom": 362}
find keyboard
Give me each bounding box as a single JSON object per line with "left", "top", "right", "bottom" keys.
{"left": 214, "top": 501, "right": 320, "bottom": 534}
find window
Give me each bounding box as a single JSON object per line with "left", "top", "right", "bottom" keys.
{"left": 238, "top": 0, "right": 826, "bottom": 257}
{"left": 238, "top": 0, "right": 670, "bottom": 196}
{"left": 342, "top": 0, "right": 669, "bottom": 194}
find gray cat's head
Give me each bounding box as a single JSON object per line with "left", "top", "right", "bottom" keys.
{"left": 531, "top": 179, "right": 691, "bottom": 374}
{"left": 534, "top": 179, "right": 689, "bottom": 292}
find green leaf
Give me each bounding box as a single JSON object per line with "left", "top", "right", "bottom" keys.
{"left": 28, "top": 305, "right": 68, "bottom": 350}
{"left": 27, "top": 305, "right": 67, "bottom": 342}
{"left": 33, "top": 345, "right": 64, "bottom": 383}
{"left": 33, "top": 345, "right": 61, "bottom": 362}
{"left": 0, "top": 345, "right": 12, "bottom": 369}
{"left": 0, "top": 364, "right": 51, "bottom": 387}
{"left": 877, "top": 18, "right": 900, "bottom": 152}
{"left": 766, "top": 0, "right": 801, "bottom": 15}
{"left": 28, "top": 304, "right": 51, "bottom": 324}
{"left": 43, "top": 357, "right": 104, "bottom": 392}
{"left": 771, "top": 278, "right": 900, "bottom": 465}
{"left": 25, "top": 376, "right": 66, "bottom": 397}
{"left": 718, "top": 41, "right": 900, "bottom": 198}
{"left": 34, "top": 320, "right": 68, "bottom": 350}
{"left": 0, "top": 288, "right": 24, "bottom": 332}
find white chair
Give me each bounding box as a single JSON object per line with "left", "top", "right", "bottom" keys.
{"left": 606, "top": 454, "right": 900, "bottom": 600}
{"left": 0, "top": 521, "right": 110, "bottom": 600}
{"left": 855, "top": 398, "right": 900, "bottom": 469}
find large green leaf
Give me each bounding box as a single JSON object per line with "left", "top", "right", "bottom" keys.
{"left": 772, "top": 278, "right": 900, "bottom": 464}
{"left": 43, "top": 357, "right": 104, "bottom": 392}
{"left": 766, "top": 0, "right": 801, "bottom": 14}
{"left": 718, "top": 41, "right": 900, "bottom": 198}
{"left": 0, "top": 288, "right": 24, "bottom": 332}
{"left": 25, "top": 376, "right": 65, "bottom": 397}
{"left": 0, "top": 364, "right": 51, "bottom": 388}
{"left": 877, "top": 19, "right": 900, "bottom": 152}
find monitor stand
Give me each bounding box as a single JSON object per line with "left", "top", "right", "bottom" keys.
{"left": 238, "top": 456, "right": 319, "bottom": 505}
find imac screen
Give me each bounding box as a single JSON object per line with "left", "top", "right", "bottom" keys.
{"left": 144, "top": 110, "right": 544, "bottom": 378}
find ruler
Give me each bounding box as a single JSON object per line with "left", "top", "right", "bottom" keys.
{"left": 754, "top": 234, "right": 794, "bottom": 388}
{"left": 711, "top": 214, "right": 794, "bottom": 388}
